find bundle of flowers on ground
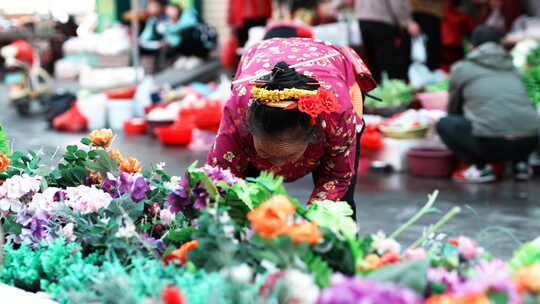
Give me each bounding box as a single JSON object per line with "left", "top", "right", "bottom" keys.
{"left": 0, "top": 129, "right": 540, "bottom": 304}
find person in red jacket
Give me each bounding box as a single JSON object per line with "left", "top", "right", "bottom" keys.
{"left": 228, "top": 0, "right": 273, "bottom": 47}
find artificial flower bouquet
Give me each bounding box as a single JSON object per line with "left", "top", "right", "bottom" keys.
{"left": 0, "top": 129, "right": 539, "bottom": 304}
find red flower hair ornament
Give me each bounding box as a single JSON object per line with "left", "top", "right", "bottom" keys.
{"left": 283, "top": 88, "right": 341, "bottom": 125}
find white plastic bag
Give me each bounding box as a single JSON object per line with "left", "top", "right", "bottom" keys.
{"left": 77, "top": 93, "right": 107, "bottom": 130}
{"left": 133, "top": 76, "right": 155, "bottom": 117}
{"left": 411, "top": 35, "right": 427, "bottom": 63}
{"left": 409, "top": 62, "right": 447, "bottom": 88}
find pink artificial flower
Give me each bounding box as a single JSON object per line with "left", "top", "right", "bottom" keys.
{"left": 404, "top": 247, "right": 427, "bottom": 261}
{"left": 454, "top": 236, "right": 484, "bottom": 260}
{"left": 65, "top": 185, "right": 113, "bottom": 214}
{"left": 60, "top": 222, "right": 76, "bottom": 241}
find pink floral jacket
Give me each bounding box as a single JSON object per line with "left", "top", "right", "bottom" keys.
{"left": 208, "top": 38, "right": 376, "bottom": 202}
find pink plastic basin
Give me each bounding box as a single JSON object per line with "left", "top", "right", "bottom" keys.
{"left": 416, "top": 91, "right": 449, "bottom": 112}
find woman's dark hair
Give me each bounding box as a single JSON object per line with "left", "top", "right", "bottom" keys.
{"left": 246, "top": 61, "right": 320, "bottom": 142}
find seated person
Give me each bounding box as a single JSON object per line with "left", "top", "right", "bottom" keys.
{"left": 155, "top": 3, "right": 203, "bottom": 68}
{"left": 139, "top": 0, "right": 166, "bottom": 72}
{"left": 436, "top": 25, "right": 540, "bottom": 183}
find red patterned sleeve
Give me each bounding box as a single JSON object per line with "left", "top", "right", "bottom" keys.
{"left": 207, "top": 101, "right": 249, "bottom": 178}
{"left": 310, "top": 111, "right": 357, "bottom": 202}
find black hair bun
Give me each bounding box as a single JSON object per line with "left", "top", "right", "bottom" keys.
{"left": 257, "top": 61, "right": 319, "bottom": 91}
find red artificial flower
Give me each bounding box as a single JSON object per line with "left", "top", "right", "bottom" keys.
{"left": 162, "top": 285, "right": 186, "bottom": 304}
{"left": 298, "top": 93, "right": 323, "bottom": 122}
{"left": 380, "top": 252, "right": 401, "bottom": 266}
{"left": 163, "top": 240, "right": 199, "bottom": 265}
{"left": 296, "top": 88, "right": 341, "bottom": 125}
{"left": 318, "top": 88, "right": 341, "bottom": 113}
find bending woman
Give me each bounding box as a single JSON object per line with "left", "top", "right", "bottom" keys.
{"left": 208, "top": 38, "right": 376, "bottom": 215}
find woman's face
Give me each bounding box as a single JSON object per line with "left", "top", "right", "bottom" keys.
{"left": 165, "top": 5, "right": 180, "bottom": 20}
{"left": 490, "top": 0, "right": 503, "bottom": 9}
{"left": 253, "top": 135, "right": 308, "bottom": 167}
{"left": 147, "top": 1, "right": 162, "bottom": 17}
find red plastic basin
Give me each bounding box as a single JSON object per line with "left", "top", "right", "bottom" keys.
{"left": 406, "top": 147, "right": 454, "bottom": 178}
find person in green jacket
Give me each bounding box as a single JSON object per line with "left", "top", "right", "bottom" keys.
{"left": 436, "top": 25, "right": 540, "bottom": 183}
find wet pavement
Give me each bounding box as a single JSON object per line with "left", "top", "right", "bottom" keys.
{"left": 1, "top": 84, "right": 539, "bottom": 258}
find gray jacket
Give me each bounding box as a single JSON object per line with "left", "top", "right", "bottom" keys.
{"left": 333, "top": 0, "right": 413, "bottom": 27}
{"left": 448, "top": 42, "right": 540, "bottom": 137}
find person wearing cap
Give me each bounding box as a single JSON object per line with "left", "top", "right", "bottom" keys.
{"left": 207, "top": 38, "right": 376, "bottom": 216}
{"left": 436, "top": 25, "right": 540, "bottom": 183}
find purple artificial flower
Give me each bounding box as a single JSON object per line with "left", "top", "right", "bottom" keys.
{"left": 453, "top": 259, "right": 521, "bottom": 304}
{"left": 102, "top": 172, "right": 150, "bottom": 202}
{"left": 192, "top": 182, "right": 210, "bottom": 209}
{"left": 53, "top": 190, "right": 67, "bottom": 202}
{"left": 427, "top": 267, "right": 463, "bottom": 292}
{"left": 131, "top": 176, "right": 150, "bottom": 202}
{"left": 139, "top": 233, "right": 166, "bottom": 255}
{"left": 201, "top": 164, "right": 240, "bottom": 187}
{"left": 102, "top": 173, "right": 120, "bottom": 198}
{"left": 317, "top": 274, "right": 423, "bottom": 304}
{"left": 166, "top": 172, "right": 191, "bottom": 212}
{"left": 13, "top": 187, "right": 63, "bottom": 244}
{"left": 166, "top": 165, "right": 237, "bottom": 212}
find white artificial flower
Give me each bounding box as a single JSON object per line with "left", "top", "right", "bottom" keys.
{"left": 532, "top": 236, "right": 540, "bottom": 247}
{"left": 223, "top": 225, "right": 235, "bottom": 238}
{"left": 115, "top": 222, "right": 137, "bottom": 238}
{"left": 219, "top": 212, "right": 231, "bottom": 224}
{"left": 282, "top": 270, "right": 320, "bottom": 304}
{"left": 156, "top": 162, "right": 166, "bottom": 170}
{"left": 260, "top": 260, "right": 278, "bottom": 273}
{"left": 0, "top": 174, "right": 41, "bottom": 200}
{"left": 0, "top": 198, "right": 21, "bottom": 212}
{"left": 222, "top": 264, "right": 253, "bottom": 284}
{"left": 371, "top": 231, "right": 401, "bottom": 255}
{"left": 160, "top": 209, "right": 174, "bottom": 225}
{"left": 164, "top": 176, "right": 181, "bottom": 190}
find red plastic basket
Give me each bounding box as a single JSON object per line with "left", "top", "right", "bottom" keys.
{"left": 155, "top": 124, "right": 194, "bottom": 145}
{"left": 123, "top": 118, "right": 147, "bottom": 134}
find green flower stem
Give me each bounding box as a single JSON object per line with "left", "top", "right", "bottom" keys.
{"left": 411, "top": 206, "right": 461, "bottom": 248}
{"left": 389, "top": 190, "right": 439, "bottom": 239}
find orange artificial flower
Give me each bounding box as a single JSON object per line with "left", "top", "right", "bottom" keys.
{"left": 426, "top": 294, "right": 455, "bottom": 304}
{"left": 247, "top": 195, "right": 296, "bottom": 239}
{"left": 426, "top": 293, "right": 489, "bottom": 304}
{"left": 108, "top": 149, "right": 123, "bottom": 161}
{"left": 120, "top": 157, "right": 143, "bottom": 173}
{"left": 0, "top": 152, "right": 9, "bottom": 171}
{"left": 515, "top": 263, "right": 540, "bottom": 292}
{"left": 358, "top": 254, "right": 382, "bottom": 272}
{"left": 163, "top": 240, "right": 199, "bottom": 265}
{"left": 89, "top": 128, "right": 113, "bottom": 148}
{"left": 284, "top": 221, "right": 322, "bottom": 245}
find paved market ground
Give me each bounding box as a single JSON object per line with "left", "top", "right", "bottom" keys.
{"left": 1, "top": 84, "right": 539, "bottom": 259}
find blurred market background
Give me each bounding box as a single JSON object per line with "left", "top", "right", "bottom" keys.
{"left": 1, "top": 0, "right": 540, "bottom": 257}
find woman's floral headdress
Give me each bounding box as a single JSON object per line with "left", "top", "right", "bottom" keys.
{"left": 250, "top": 84, "right": 341, "bottom": 125}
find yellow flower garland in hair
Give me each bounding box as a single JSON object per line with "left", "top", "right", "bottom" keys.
{"left": 251, "top": 87, "right": 317, "bottom": 103}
